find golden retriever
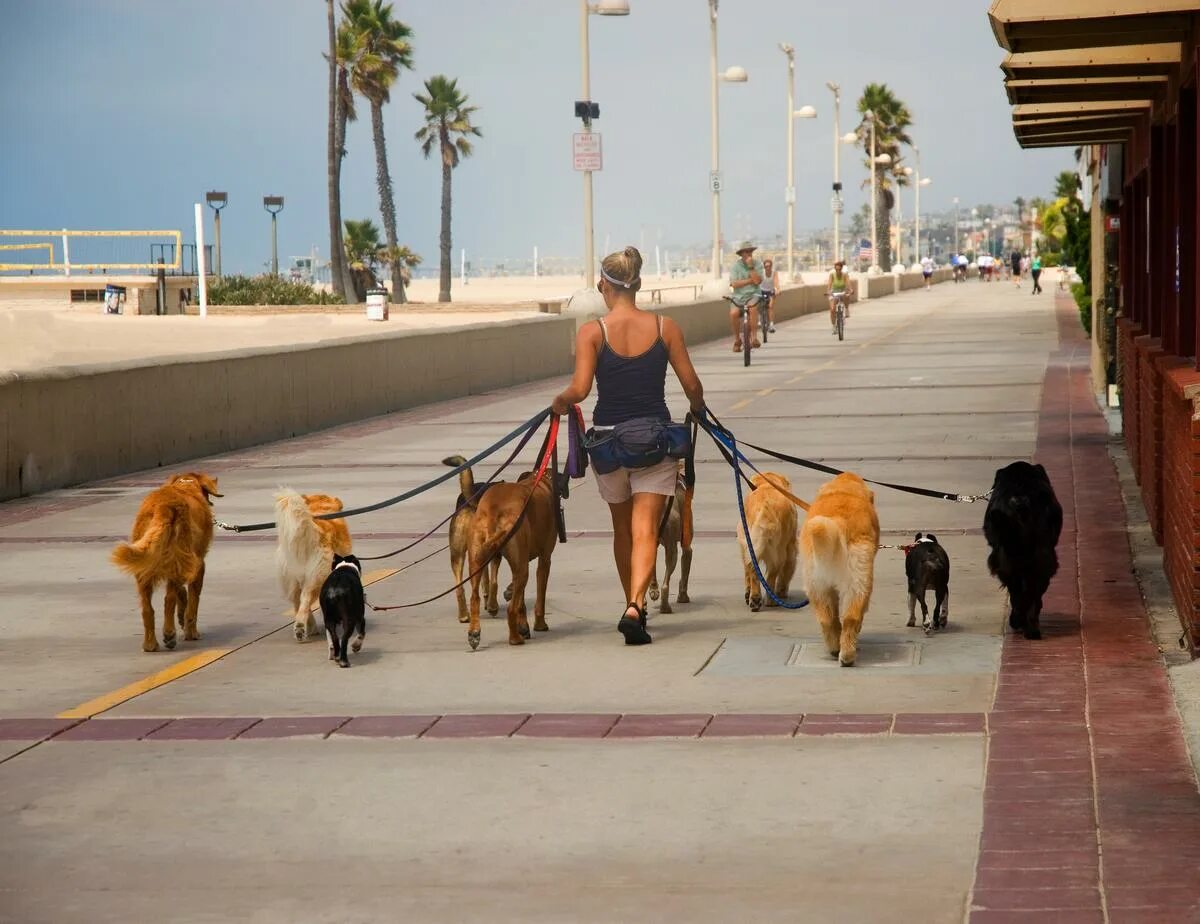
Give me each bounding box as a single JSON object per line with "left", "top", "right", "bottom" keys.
{"left": 111, "top": 472, "right": 222, "bottom": 652}
{"left": 466, "top": 470, "right": 565, "bottom": 649}
{"left": 275, "top": 490, "right": 353, "bottom": 641}
{"left": 800, "top": 472, "right": 880, "bottom": 666}
{"left": 737, "top": 472, "right": 799, "bottom": 611}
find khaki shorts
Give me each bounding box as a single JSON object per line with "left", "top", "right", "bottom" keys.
{"left": 595, "top": 458, "right": 679, "bottom": 504}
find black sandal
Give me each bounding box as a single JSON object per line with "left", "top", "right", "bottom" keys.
{"left": 617, "top": 603, "right": 652, "bottom": 646}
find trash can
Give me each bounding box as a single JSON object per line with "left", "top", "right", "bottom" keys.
{"left": 366, "top": 287, "right": 389, "bottom": 321}
{"left": 103, "top": 284, "right": 127, "bottom": 315}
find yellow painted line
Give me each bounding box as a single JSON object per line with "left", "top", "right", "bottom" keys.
{"left": 757, "top": 388, "right": 775, "bottom": 397}
{"left": 60, "top": 566, "right": 404, "bottom": 719}
{"left": 730, "top": 398, "right": 754, "bottom": 411}
{"left": 58, "top": 649, "right": 232, "bottom": 719}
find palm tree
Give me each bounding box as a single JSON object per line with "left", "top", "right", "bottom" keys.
{"left": 343, "top": 216, "right": 385, "bottom": 299}
{"left": 414, "top": 75, "right": 482, "bottom": 303}
{"left": 341, "top": 0, "right": 414, "bottom": 303}
{"left": 855, "top": 83, "right": 913, "bottom": 271}
{"left": 1054, "top": 170, "right": 1082, "bottom": 214}
{"left": 326, "top": 1, "right": 358, "bottom": 303}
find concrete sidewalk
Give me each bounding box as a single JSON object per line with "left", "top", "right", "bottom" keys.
{"left": 1, "top": 280, "right": 1197, "bottom": 922}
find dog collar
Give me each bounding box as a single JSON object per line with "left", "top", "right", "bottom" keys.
{"left": 333, "top": 561, "right": 362, "bottom": 575}
{"left": 915, "top": 537, "right": 935, "bottom": 544}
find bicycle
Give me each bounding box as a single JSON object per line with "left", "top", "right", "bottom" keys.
{"left": 830, "top": 291, "right": 848, "bottom": 341}
{"left": 723, "top": 295, "right": 763, "bottom": 367}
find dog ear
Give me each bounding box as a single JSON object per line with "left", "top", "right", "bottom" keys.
{"left": 332, "top": 554, "right": 344, "bottom": 567}
{"left": 914, "top": 532, "right": 923, "bottom": 542}
{"left": 926, "top": 533, "right": 937, "bottom": 544}
{"left": 196, "top": 473, "right": 223, "bottom": 500}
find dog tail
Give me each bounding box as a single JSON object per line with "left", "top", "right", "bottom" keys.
{"left": 111, "top": 504, "right": 196, "bottom": 583}
{"left": 443, "top": 455, "right": 477, "bottom": 505}
{"left": 803, "top": 515, "right": 846, "bottom": 564}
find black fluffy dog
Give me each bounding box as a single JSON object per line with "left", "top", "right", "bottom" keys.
{"left": 905, "top": 533, "right": 950, "bottom": 634}
{"left": 983, "top": 462, "right": 1063, "bottom": 640}
{"left": 319, "top": 553, "right": 366, "bottom": 667}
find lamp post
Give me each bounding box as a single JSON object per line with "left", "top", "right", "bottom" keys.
{"left": 205, "top": 191, "right": 227, "bottom": 278}
{"left": 779, "top": 44, "right": 815, "bottom": 282}
{"left": 826, "top": 82, "right": 856, "bottom": 264}
{"left": 912, "top": 146, "right": 931, "bottom": 261}
{"left": 897, "top": 166, "right": 913, "bottom": 267}
{"left": 263, "top": 195, "right": 284, "bottom": 277}
{"left": 708, "top": 0, "right": 747, "bottom": 279}
{"left": 953, "top": 196, "right": 960, "bottom": 257}
{"left": 578, "top": 0, "right": 629, "bottom": 289}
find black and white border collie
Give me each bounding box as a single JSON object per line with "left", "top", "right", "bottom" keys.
{"left": 319, "top": 554, "right": 366, "bottom": 667}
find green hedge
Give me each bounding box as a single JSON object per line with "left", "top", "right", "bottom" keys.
{"left": 206, "top": 274, "right": 343, "bottom": 306}
{"left": 1071, "top": 282, "right": 1091, "bottom": 335}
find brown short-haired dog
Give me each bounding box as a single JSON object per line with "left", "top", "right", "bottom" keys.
{"left": 466, "top": 470, "right": 565, "bottom": 650}
{"left": 800, "top": 472, "right": 880, "bottom": 667}
{"left": 111, "top": 472, "right": 222, "bottom": 652}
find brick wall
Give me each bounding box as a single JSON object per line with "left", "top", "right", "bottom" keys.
{"left": 1119, "top": 320, "right": 1142, "bottom": 480}
{"left": 1162, "top": 365, "right": 1200, "bottom": 648}
{"left": 1137, "top": 338, "right": 1167, "bottom": 541}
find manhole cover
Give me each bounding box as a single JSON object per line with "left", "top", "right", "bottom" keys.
{"left": 789, "top": 641, "right": 920, "bottom": 669}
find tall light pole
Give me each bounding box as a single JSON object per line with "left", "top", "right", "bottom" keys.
{"left": 578, "top": 0, "right": 630, "bottom": 289}
{"left": 205, "top": 191, "right": 227, "bottom": 278}
{"left": 913, "top": 146, "right": 931, "bottom": 261}
{"left": 263, "top": 195, "right": 284, "bottom": 277}
{"left": 897, "top": 166, "right": 913, "bottom": 266}
{"left": 779, "top": 44, "right": 815, "bottom": 282}
{"left": 708, "top": 0, "right": 746, "bottom": 279}
{"left": 953, "top": 196, "right": 960, "bottom": 256}
{"left": 827, "top": 82, "right": 845, "bottom": 263}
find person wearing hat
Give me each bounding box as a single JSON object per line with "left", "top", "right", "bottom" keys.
{"left": 826, "top": 260, "right": 855, "bottom": 334}
{"left": 729, "top": 241, "right": 764, "bottom": 352}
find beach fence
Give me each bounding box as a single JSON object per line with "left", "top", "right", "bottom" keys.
{"left": 0, "top": 229, "right": 204, "bottom": 275}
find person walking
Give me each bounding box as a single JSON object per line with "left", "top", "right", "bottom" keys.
{"left": 1031, "top": 254, "right": 1043, "bottom": 294}
{"left": 552, "top": 247, "right": 705, "bottom": 646}
{"left": 1011, "top": 250, "right": 1022, "bottom": 288}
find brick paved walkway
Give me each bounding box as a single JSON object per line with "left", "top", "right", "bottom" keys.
{"left": 970, "top": 300, "right": 1200, "bottom": 923}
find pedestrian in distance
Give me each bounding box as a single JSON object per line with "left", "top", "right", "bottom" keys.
{"left": 552, "top": 247, "right": 705, "bottom": 646}
{"left": 1031, "top": 255, "right": 1043, "bottom": 294}
{"left": 1011, "top": 250, "right": 1022, "bottom": 288}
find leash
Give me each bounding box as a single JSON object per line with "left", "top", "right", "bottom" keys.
{"left": 366, "top": 414, "right": 561, "bottom": 613}
{"left": 213, "top": 407, "right": 552, "bottom": 533}
{"left": 700, "top": 407, "right": 992, "bottom": 505}
{"left": 695, "top": 411, "right": 811, "bottom": 512}
{"left": 708, "top": 422, "right": 808, "bottom": 610}
{"left": 356, "top": 416, "right": 544, "bottom": 562}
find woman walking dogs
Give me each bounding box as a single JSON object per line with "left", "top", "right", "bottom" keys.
{"left": 552, "top": 247, "right": 705, "bottom": 645}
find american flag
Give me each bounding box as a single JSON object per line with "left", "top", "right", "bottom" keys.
{"left": 853, "top": 238, "right": 873, "bottom": 262}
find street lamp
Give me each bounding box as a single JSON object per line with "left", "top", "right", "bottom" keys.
{"left": 263, "top": 195, "right": 284, "bottom": 277}
{"left": 911, "top": 145, "right": 931, "bottom": 262}
{"left": 953, "top": 196, "right": 960, "bottom": 257}
{"left": 205, "top": 191, "right": 227, "bottom": 278}
{"left": 826, "top": 81, "right": 855, "bottom": 265}
{"left": 780, "top": 43, "right": 815, "bottom": 282}
{"left": 709, "top": 0, "right": 747, "bottom": 279}
{"left": 897, "top": 166, "right": 913, "bottom": 267}
{"left": 578, "top": 0, "right": 630, "bottom": 289}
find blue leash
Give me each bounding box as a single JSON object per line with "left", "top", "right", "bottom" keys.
{"left": 706, "top": 421, "right": 808, "bottom": 610}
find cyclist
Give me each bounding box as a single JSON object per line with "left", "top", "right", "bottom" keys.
{"left": 826, "top": 259, "right": 854, "bottom": 334}
{"left": 760, "top": 257, "right": 779, "bottom": 334}
{"left": 729, "top": 241, "right": 763, "bottom": 352}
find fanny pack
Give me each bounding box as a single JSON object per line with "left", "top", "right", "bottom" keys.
{"left": 583, "top": 416, "right": 691, "bottom": 475}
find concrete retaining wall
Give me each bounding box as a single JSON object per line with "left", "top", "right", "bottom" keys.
{"left": 1, "top": 272, "right": 952, "bottom": 501}
{"left": 0, "top": 316, "right": 575, "bottom": 500}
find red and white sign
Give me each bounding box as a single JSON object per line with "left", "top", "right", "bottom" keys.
{"left": 573, "top": 133, "right": 602, "bottom": 171}
{"left": 1105, "top": 215, "right": 1121, "bottom": 233}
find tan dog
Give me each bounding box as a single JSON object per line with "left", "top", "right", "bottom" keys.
{"left": 275, "top": 490, "right": 353, "bottom": 641}
{"left": 737, "top": 472, "right": 799, "bottom": 611}
{"left": 112, "top": 472, "right": 222, "bottom": 652}
{"left": 444, "top": 455, "right": 502, "bottom": 624}
{"left": 466, "top": 469, "right": 564, "bottom": 649}
{"left": 649, "top": 469, "right": 694, "bottom": 614}
{"left": 800, "top": 472, "right": 880, "bottom": 666}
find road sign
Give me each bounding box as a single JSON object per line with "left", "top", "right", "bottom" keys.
{"left": 784, "top": 186, "right": 795, "bottom": 205}
{"left": 573, "top": 133, "right": 602, "bottom": 171}
{"left": 831, "top": 194, "right": 844, "bottom": 215}
{"left": 710, "top": 171, "right": 723, "bottom": 192}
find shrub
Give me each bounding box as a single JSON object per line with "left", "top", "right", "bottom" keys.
{"left": 1071, "top": 282, "right": 1091, "bottom": 335}
{"left": 1040, "top": 252, "right": 1062, "bottom": 267}
{"left": 206, "top": 274, "right": 344, "bottom": 306}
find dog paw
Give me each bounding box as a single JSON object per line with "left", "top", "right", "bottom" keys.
{"left": 467, "top": 630, "right": 481, "bottom": 651}
{"left": 1023, "top": 627, "right": 1042, "bottom": 641}
{"left": 906, "top": 617, "right": 916, "bottom": 628}
{"left": 660, "top": 603, "right": 673, "bottom": 615}
{"left": 508, "top": 635, "right": 526, "bottom": 646}
{"left": 677, "top": 591, "right": 690, "bottom": 604}
{"left": 337, "top": 659, "right": 350, "bottom": 668}
{"left": 184, "top": 630, "right": 200, "bottom": 641}
{"left": 648, "top": 585, "right": 660, "bottom": 601}
{"left": 923, "top": 624, "right": 932, "bottom": 636}
{"left": 457, "top": 613, "right": 470, "bottom": 624}
{"left": 163, "top": 634, "right": 177, "bottom": 650}
{"left": 749, "top": 596, "right": 763, "bottom": 612}
{"left": 293, "top": 622, "right": 307, "bottom": 641}
{"left": 351, "top": 638, "right": 363, "bottom": 653}
{"left": 143, "top": 639, "right": 160, "bottom": 653}
{"left": 485, "top": 603, "right": 500, "bottom": 617}
{"left": 533, "top": 622, "right": 548, "bottom": 632}
{"left": 839, "top": 654, "right": 856, "bottom": 667}
{"left": 518, "top": 624, "right": 531, "bottom": 640}
{"left": 828, "top": 649, "right": 840, "bottom": 660}
{"left": 503, "top": 585, "right": 514, "bottom": 602}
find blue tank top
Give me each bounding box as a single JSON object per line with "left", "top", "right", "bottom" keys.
{"left": 592, "top": 316, "right": 671, "bottom": 427}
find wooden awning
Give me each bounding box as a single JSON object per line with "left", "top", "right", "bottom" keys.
{"left": 988, "top": 2, "right": 1196, "bottom": 148}
{"left": 989, "top": 0, "right": 1194, "bottom": 53}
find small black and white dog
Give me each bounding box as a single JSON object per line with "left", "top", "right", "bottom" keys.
{"left": 983, "top": 461, "right": 1063, "bottom": 641}
{"left": 319, "top": 553, "right": 366, "bottom": 667}
{"left": 905, "top": 533, "right": 950, "bottom": 634}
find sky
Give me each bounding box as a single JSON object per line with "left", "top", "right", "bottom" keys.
{"left": 0, "top": 0, "right": 1071, "bottom": 276}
